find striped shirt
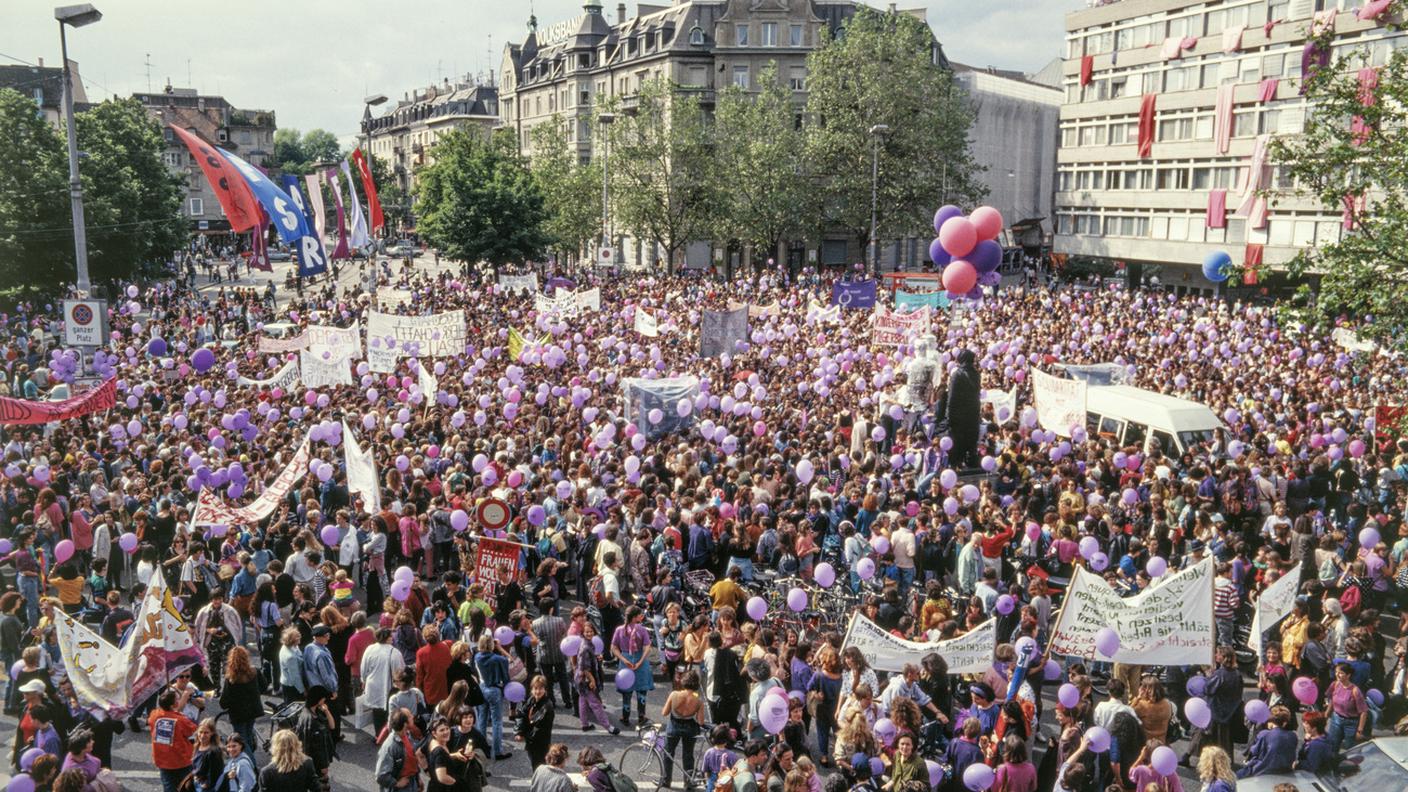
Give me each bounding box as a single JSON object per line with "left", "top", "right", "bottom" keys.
{"left": 534, "top": 614, "right": 568, "bottom": 664}
{"left": 1213, "top": 577, "right": 1239, "bottom": 620}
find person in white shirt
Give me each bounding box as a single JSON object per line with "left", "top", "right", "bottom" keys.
{"left": 1261, "top": 501, "right": 1292, "bottom": 538}
{"left": 1091, "top": 678, "right": 1137, "bottom": 731}
{"left": 285, "top": 547, "right": 316, "bottom": 585}
{"left": 359, "top": 627, "right": 405, "bottom": 736}
{"left": 890, "top": 523, "right": 917, "bottom": 597}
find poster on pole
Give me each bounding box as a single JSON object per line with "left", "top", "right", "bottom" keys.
{"left": 1048, "top": 557, "right": 1215, "bottom": 666}
{"left": 1032, "top": 368, "right": 1087, "bottom": 437}
{"left": 842, "top": 615, "right": 995, "bottom": 675}
{"left": 634, "top": 310, "right": 659, "bottom": 338}
{"left": 367, "top": 309, "right": 466, "bottom": 358}
{"left": 1248, "top": 563, "right": 1303, "bottom": 653}
{"left": 343, "top": 420, "right": 380, "bottom": 515}
{"left": 306, "top": 322, "right": 362, "bottom": 359}
{"left": 473, "top": 537, "right": 521, "bottom": 601}
{"left": 63, "top": 300, "right": 108, "bottom": 347}
{"left": 575, "top": 287, "right": 601, "bottom": 312}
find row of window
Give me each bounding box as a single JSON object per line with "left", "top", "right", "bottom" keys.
{"left": 735, "top": 23, "right": 806, "bottom": 48}
{"left": 1056, "top": 210, "right": 1343, "bottom": 247}
{"left": 1061, "top": 101, "right": 1305, "bottom": 150}
{"left": 1069, "top": 0, "right": 1306, "bottom": 59}
{"left": 1059, "top": 162, "right": 1293, "bottom": 192}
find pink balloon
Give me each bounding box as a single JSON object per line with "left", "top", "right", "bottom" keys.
{"left": 970, "top": 206, "right": 1004, "bottom": 240}
{"left": 942, "top": 260, "right": 978, "bottom": 294}
{"left": 938, "top": 216, "right": 977, "bottom": 258}
{"left": 54, "top": 539, "right": 74, "bottom": 564}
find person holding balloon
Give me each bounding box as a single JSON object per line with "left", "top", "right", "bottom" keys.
{"left": 610, "top": 605, "right": 655, "bottom": 727}
{"left": 570, "top": 621, "right": 619, "bottom": 736}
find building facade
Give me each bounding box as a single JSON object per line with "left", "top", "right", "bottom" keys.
{"left": 0, "top": 59, "right": 88, "bottom": 128}
{"left": 952, "top": 61, "right": 1062, "bottom": 250}
{"left": 1055, "top": 0, "right": 1405, "bottom": 292}
{"left": 362, "top": 78, "right": 500, "bottom": 201}
{"left": 135, "top": 84, "right": 276, "bottom": 234}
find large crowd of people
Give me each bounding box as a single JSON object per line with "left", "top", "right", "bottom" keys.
{"left": 0, "top": 254, "right": 1404, "bottom": 792}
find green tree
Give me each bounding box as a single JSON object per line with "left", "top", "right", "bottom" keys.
{"left": 414, "top": 128, "right": 548, "bottom": 268}
{"left": 604, "top": 79, "right": 718, "bottom": 273}
{"left": 713, "top": 62, "right": 819, "bottom": 269}
{"left": 805, "top": 6, "right": 983, "bottom": 263}
{"left": 1269, "top": 41, "right": 1408, "bottom": 352}
{"left": 76, "top": 98, "right": 186, "bottom": 287}
{"left": 530, "top": 115, "right": 603, "bottom": 263}
{"left": 0, "top": 88, "right": 72, "bottom": 294}
{"left": 273, "top": 128, "right": 343, "bottom": 175}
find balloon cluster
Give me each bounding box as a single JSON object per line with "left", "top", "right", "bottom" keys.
{"left": 48, "top": 348, "right": 81, "bottom": 384}
{"left": 929, "top": 204, "right": 1005, "bottom": 298}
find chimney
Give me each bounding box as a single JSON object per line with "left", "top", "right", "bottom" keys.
{"left": 618, "top": 3, "right": 627, "bottom": 23}
{"left": 37, "top": 57, "right": 44, "bottom": 68}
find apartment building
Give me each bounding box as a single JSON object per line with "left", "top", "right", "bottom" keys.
{"left": 1055, "top": 0, "right": 1405, "bottom": 291}
{"left": 362, "top": 78, "right": 500, "bottom": 199}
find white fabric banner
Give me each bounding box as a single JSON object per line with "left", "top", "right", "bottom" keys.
{"left": 534, "top": 291, "right": 577, "bottom": 315}
{"left": 1248, "top": 563, "right": 1303, "bottom": 653}
{"left": 304, "top": 174, "right": 327, "bottom": 244}
{"left": 367, "top": 309, "right": 467, "bottom": 358}
{"left": 418, "top": 361, "right": 439, "bottom": 399}
{"left": 236, "top": 360, "right": 300, "bottom": 390}
{"left": 1049, "top": 557, "right": 1215, "bottom": 666}
{"left": 871, "top": 306, "right": 931, "bottom": 347}
{"left": 300, "top": 349, "right": 353, "bottom": 388}
{"left": 367, "top": 346, "right": 399, "bottom": 373}
{"left": 306, "top": 322, "right": 362, "bottom": 359}
{"left": 842, "top": 615, "right": 995, "bottom": 675}
{"left": 728, "top": 301, "right": 781, "bottom": 319}
{"left": 983, "top": 388, "right": 1017, "bottom": 424}
{"left": 499, "top": 273, "right": 539, "bottom": 295}
{"left": 575, "top": 286, "right": 601, "bottom": 312}
{"left": 808, "top": 301, "right": 841, "bottom": 324}
{"left": 192, "top": 437, "right": 311, "bottom": 526}
{"left": 377, "top": 288, "right": 413, "bottom": 310}
{"left": 343, "top": 420, "right": 381, "bottom": 515}
{"left": 1032, "top": 368, "right": 1088, "bottom": 437}
{"left": 1332, "top": 328, "right": 1377, "bottom": 353}
{"left": 634, "top": 310, "right": 659, "bottom": 338}
{"left": 257, "top": 332, "right": 308, "bottom": 354}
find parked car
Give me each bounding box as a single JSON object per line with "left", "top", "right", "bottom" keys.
{"left": 268, "top": 248, "right": 292, "bottom": 262}
{"left": 1208, "top": 736, "right": 1408, "bottom": 792}
{"left": 386, "top": 240, "right": 421, "bottom": 257}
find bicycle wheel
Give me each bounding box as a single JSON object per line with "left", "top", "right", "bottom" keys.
{"left": 619, "top": 743, "right": 667, "bottom": 792}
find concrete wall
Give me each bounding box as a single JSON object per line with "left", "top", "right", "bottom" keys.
{"left": 957, "top": 70, "right": 1061, "bottom": 236}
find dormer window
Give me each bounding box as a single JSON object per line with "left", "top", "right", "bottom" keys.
{"left": 689, "top": 25, "right": 704, "bottom": 45}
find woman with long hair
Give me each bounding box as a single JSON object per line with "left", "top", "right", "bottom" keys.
{"left": 320, "top": 604, "right": 354, "bottom": 714}
{"left": 518, "top": 674, "right": 556, "bottom": 769}
{"left": 258, "top": 730, "right": 320, "bottom": 791}
{"left": 1131, "top": 674, "right": 1176, "bottom": 745}
{"left": 807, "top": 644, "right": 844, "bottom": 767}
{"left": 254, "top": 581, "right": 283, "bottom": 691}
{"left": 219, "top": 646, "right": 262, "bottom": 755}
{"left": 831, "top": 711, "right": 879, "bottom": 775}
{"left": 190, "top": 718, "right": 225, "bottom": 792}
{"left": 426, "top": 715, "right": 470, "bottom": 792}
{"left": 437, "top": 679, "right": 472, "bottom": 721}
{"left": 1196, "top": 745, "right": 1237, "bottom": 792}
{"left": 660, "top": 669, "right": 706, "bottom": 788}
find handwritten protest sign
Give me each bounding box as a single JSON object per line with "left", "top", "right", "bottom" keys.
{"left": 473, "top": 537, "right": 521, "bottom": 600}
{"left": 872, "top": 306, "right": 930, "bottom": 347}
{"left": 842, "top": 614, "right": 995, "bottom": 674}
{"left": 1248, "top": 563, "right": 1302, "bottom": 653}
{"left": 300, "top": 349, "right": 353, "bottom": 388}
{"left": 306, "top": 322, "right": 362, "bottom": 359}
{"left": 1049, "top": 557, "right": 1215, "bottom": 666}
{"left": 1032, "top": 368, "right": 1087, "bottom": 437}
{"left": 367, "top": 309, "right": 466, "bottom": 358}
{"left": 699, "top": 307, "right": 748, "bottom": 357}
{"left": 236, "top": 360, "right": 300, "bottom": 390}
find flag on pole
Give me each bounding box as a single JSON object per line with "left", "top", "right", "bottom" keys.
{"left": 167, "top": 125, "right": 261, "bottom": 232}
{"left": 341, "top": 159, "right": 370, "bottom": 249}
{"left": 325, "top": 169, "right": 351, "bottom": 259}
{"left": 352, "top": 149, "right": 385, "bottom": 234}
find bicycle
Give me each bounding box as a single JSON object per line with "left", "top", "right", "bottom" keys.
{"left": 617, "top": 722, "right": 706, "bottom": 791}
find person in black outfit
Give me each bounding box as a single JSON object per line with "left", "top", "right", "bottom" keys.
{"left": 517, "top": 675, "right": 555, "bottom": 768}
{"left": 943, "top": 348, "right": 982, "bottom": 469}
{"left": 704, "top": 632, "right": 746, "bottom": 733}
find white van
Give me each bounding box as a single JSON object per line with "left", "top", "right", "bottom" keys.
{"left": 1083, "top": 385, "right": 1226, "bottom": 457}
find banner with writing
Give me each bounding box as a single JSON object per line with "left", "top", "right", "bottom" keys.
{"left": 343, "top": 421, "right": 380, "bottom": 515}
{"left": 474, "top": 537, "right": 521, "bottom": 601}
{"left": 0, "top": 378, "right": 116, "bottom": 426}
{"left": 634, "top": 310, "right": 659, "bottom": 338}
{"left": 1248, "top": 563, "right": 1303, "bottom": 653}
{"left": 576, "top": 287, "right": 601, "bottom": 312}
{"left": 377, "top": 288, "right": 414, "bottom": 310}
{"left": 257, "top": 332, "right": 308, "bottom": 354}
{"left": 699, "top": 306, "right": 749, "bottom": 357}
{"left": 1032, "top": 368, "right": 1087, "bottom": 437}
{"left": 808, "top": 301, "right": 841, "bottom": 324}
{"left": 832, "top": 280, "right": 877, "bottom": 309}
{"left": 1049, "top": 557, "right": 1215, "bottom": 665}
{"left": 367, "top": 345, "right": 398, "bottom": 374}
{"left": 872, "top": 306, "right": 931, "bottom": 347}
{"left": 1057, "top": 362, "right": 1133, "bottom": 386}
{"left": 728, "top": 301, "right": 781, "bottom": 318}
{"left": 896, "top": 290, "right": 950, "bottom": 312}
{"left": 236, "top": 360, "right": 300, "bottom": 390}
{"left": 1332, "top": 327, "right": 1377, "bottom": 353}
{"left": 300, "top": 349, "right": 353, "bottom": 388}
{"left": 534, "top": 291, "right": 578, "bottom": 315}
{"left": 367, "top": 309, "right": 467, "bottom": 358}
{"left": 191, "top": 437, "right": 311, "bottom": 526}
{"left": 842, "top": 615, "right": 995, "bottom": 675}
{"left": 983, "top": 388, "right": 1017, "bottom": 424}
{"left": 622, "top": 376, "right": 699, "bottom": 439}
{"left": 499, "top": 273, "right": 539, "bottom": 295}
{"left": 306, "top": 322, "right": 362, "bottom": 359}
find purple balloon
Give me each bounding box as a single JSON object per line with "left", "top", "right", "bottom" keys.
{"left": 1244, "top": 699, "right": 1270, "bottom": 724}
{"left": 969, "top": 239, "right": 1002, "bottom": 274}
{"left": 746, "top": 596, "right": 768, "bottom": 621}
{"left": 786, "top": 587, "right": 808, "bottom": 612}
{"left": 1043, "top": 659, "right": 1062, "bottom": 681}
{"left": 1094, "top": 627, "right": 1121, "bottom": 658}
{"left": 559, "top": 635, "right": 583, "bottom": 657}
{"left": 1185, "top": 697, "right": 1212, "bottom": 729}
{"left": 494, "top": 626, "right": 515, "bottom": 646}
{"left": 1057, "top": 683, "right": 1080, "bottom": 708}
{"left": 995, "top": 594, "right": 1015, "bottom": 615}
{"left": 1186, "top": 676, "right": 1207, "bottom": 697}
{"left": 928, "top": 237, "right": 951, "bottom": 268}
{"left": 933, "top": 204, "right": 964, "bottom": 234}
{"left": 615, "top": 667, "right": 636, "bottom": 691}
{"left": 504, "top": 681, "right": 526, "bottom": 703}
{"left": 1084, "top": 726, "right": 1112, "bottom": 753}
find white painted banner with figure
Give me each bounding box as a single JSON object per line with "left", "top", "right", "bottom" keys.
{"left": 236, "top": 360, "right": 300, "bottom": 390}
{"left": 1248, "top": 563, "right": 1303, "bottom": 653}
{"left": 1049, "top": 557, "right": 1215, "bottom": 665}
{"left": 1032, "top": 368, "right": 1087, "bottom": 437}
{"left": 575, "top": 287, "right": 601, "bottom": 312}
{"left": 306, "top": 322, "right": 362, "bottom": 359}
{"left": 367, "top": 309, "right": 466, "bottom": 358}
{"left": 634, "top": 310, "right": 659, "bottom": 338}
{"left": 498, "top": 273, "right": 538, "bottom": 295}
{"left": 842, "top": 614, "right": 995, "bottom": 674}
{"left": 300, "top": 349, "right": 353, "bottom": 388}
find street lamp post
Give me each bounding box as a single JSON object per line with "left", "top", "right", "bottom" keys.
{"left": 55, "top": 3, "right": 101, "bottom": 297}
{"left": 598, "top": 113, "right": 615, "bottom": 268}
{"left": 362, "top": 94, "right": 388, "bottom": 238}
{"left": 868, "top": 123, "right": 890, "bottom": 277}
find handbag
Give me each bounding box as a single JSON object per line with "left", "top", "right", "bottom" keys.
{"left": 508, "top": 653, "right": 528, "bottom": 683}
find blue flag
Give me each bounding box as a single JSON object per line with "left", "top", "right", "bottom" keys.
{"left": 280, "top": 174, "right": 328, "bottom": 278}
{"left": 896, "top": 290, "right": 949, "bottom": 311}
{"left": 831, "top": 279, "right": 877, "bottom": 309}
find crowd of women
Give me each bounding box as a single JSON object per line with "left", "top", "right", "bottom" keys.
{"left": 0, "top": 255, "right": 1403, "bottom": 792}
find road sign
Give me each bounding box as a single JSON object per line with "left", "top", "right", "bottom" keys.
{"left": 476, "top": 498, "right": 511, "bottom": 531}
{"left": 62, "top": 300, "right": 107, "bottom": 347}
{"left": 598, "top": 246, "right": 614, "bottom": 264}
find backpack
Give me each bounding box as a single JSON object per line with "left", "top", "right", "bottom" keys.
{"left": 588, "top": 574, "right": 609, "bottom": 608}
{"left": 604, "top": 763, "right": 639, "bottom": 792}
{"left": 1339, "top": 584, "right": 1362, "bottom": 617}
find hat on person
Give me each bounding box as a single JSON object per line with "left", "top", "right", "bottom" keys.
{"left": 850, "top": 753, "right": 873, "bottom": 779}
{"left": 1189, "top": 539, "right": 1205, "bottom": 552}
{"left": 311, "top": 625, "right": 331, "bottom": 637}
{"left": 17, "top": 680, "right": 45, "bottom": 694}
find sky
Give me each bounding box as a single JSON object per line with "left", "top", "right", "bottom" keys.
{"left": 6, "top": 0, "right": 1074, "bottom": 141}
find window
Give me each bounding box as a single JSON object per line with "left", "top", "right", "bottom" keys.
{"left": 1124, "top": 421, "right": 1147, "bottom": 449}
{"left": 1263, "top": 52, "right": 1285, "bottom": 77}
{"left": 689, "top": 25, "right": 704, "bottom": 45}
{"left": 736, "top": 24, "right": 749, "bottom": 46}
{"left": 188, "top": 198, "right": 204, "bottom": 216}
{"left": 1062, "top": 127, "right": 1077, "bottom": 147}
{"left": 1168, "top": 215, "right": 1189, "bottom": 240}
{"left": 1268, "top": 1, "right": 1290, "bottom": 23}
{"left": 1195, "top": 114, "right": 1213, "bottom": 140}
{"left": 1233, "top": 110, "right": 1258, "bottom": 137}
{"left": 790, "top": 24, "right": 803, "bottom": 46}
{"left": 1157, "top": 167, "right": 1190, "bottom": 189}
{"left": 1110, "top": 123, "right": 1128, "bottom": 145}
{"left": 162, "top": 151, "right": 182, "bottom": 167}
{"left": 732, "top": 65, "right": 749, "bottom": 88}
{"left": 1110, "top": 76, "right": 1128, "bottom": 98}
{"left": 788, "top": 67, "right": 806, "bottom": 90}
{"left": 761, "top": 23, "right": 777, "bottom": 46}
{"left": 1293, "top": 220, "right": 1316, "bottom": 247}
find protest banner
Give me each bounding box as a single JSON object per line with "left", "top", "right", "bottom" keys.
{"left": 474, "top": 537, "right": 521, "bottom": 600}
{"left": 376, "top": 288, "right": 414, "bottom": 309}
{"left": 1248, "top": 563, "right": 1303, "bottom": 653}
{"left": 808, "top": 301, "right": 841, "bottom": 324}
{"left": 236, "top": 360, "right": 300, "bottom": 390}
{"left": 367, "top": 309, "right": 467, "bottom": 358}
{"left": 842, "top": 615, "right": 995, "bottom": 675}
{"left": 983, "top": 388, "right": 1017, "bottom": 424}
{"left": 257, "top": 332, "right": 308, "bottom": 354}
{"left": 1032, "top": 368, "right": 1087, "bottom": 437}
{"left": 367, "top": 345, "right": 398, "bottom": 373}
{"left": 300, "top": 348, "right": 353, "bottom": 388}
{"left": 728, "top": 301, "right": 781, "bottom": 318}
{"left": 0, "top": 378, "right": 116, "bottom": 425}
{"left": 872, "top": 305, "right": 931, "bottom": 347}
{"left": 1058, "top": 362, "right": 1133, "bottom": 386}
{"left": 418, "top": 361, "right": 439, "bottom": 398}
{"left": 498, "top": 272, "right": 538, "bottom": 295}
{"left": 306, "top": 322, "right": 362, "bottom": 359}
{"left": 634, "top": 310, "right": 659, "bottom": 338}
{"left": 1049, "top": 557, "right": 1215, "bottom": 666}
{"left": 832, "top": 280, "right": 878, "bottom": 309}
{"left": 191, "top": 437, "right": 311, "bottom": 525}
{"left": 576, "top": 286, "right": 601, "bottom": 312}
{"left": 622, "top": 376, "right": 699, "bottom": 439}
{"left": 343, "top": 420, "right": 380, "bottom": 515}
{"left": 895, "top": 290, "right": 949, "bottom": 312}
{"left": 534, "top": 291, "right": 578, "bottom": 315}
{"left": 1331, "top": 327, "right": 1376, "bottom": 353}
{"left": 508, "top": 329, "right": 549, "bottom": 362}
{"left": 699, "top": 306, "right": 748, "bottom": 357}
